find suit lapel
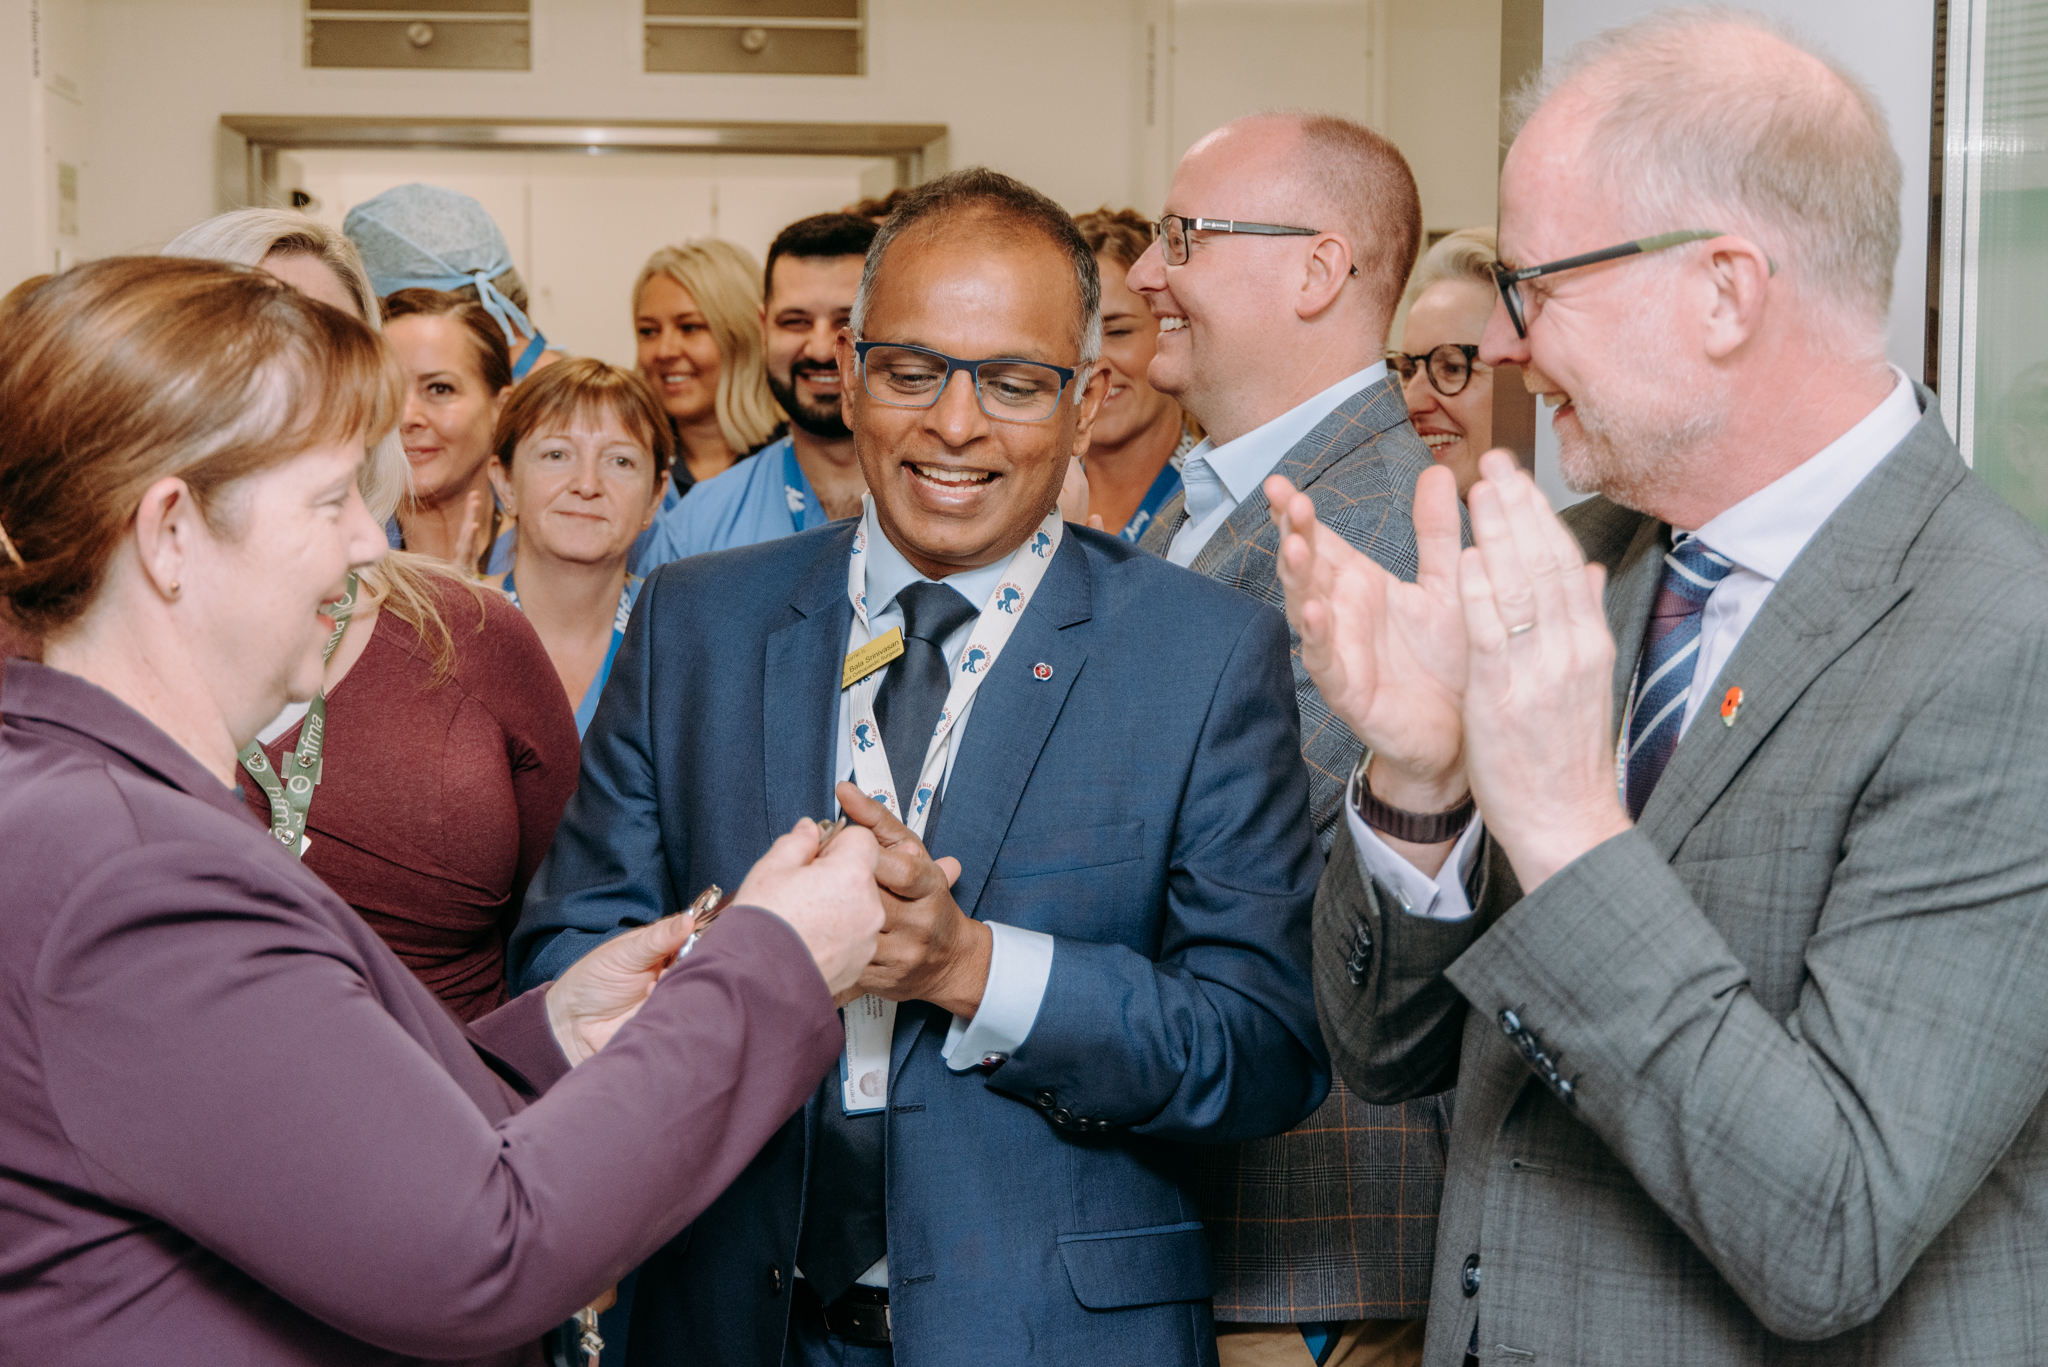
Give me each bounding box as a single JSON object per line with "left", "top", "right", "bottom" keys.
{"left": 762, "top": 528, "right": 858, "bottom": 839}
{"left": 925, "top": 534, "right": 1093, "bottom": 917}
{"left": 1139, "top": 490, "right": 1190, "bottom": 556}
{"left": 1188, "top": 375, "right": 1413, "bottom": 583}
{"left": 1629, "top": 399, "right": 1966, "bottom": 855}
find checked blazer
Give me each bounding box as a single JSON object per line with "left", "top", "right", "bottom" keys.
{"left": 1144, "top": 374, "right": 1454, "bottom": 1323}
{"left": 1320, "top": 392, "right": 2048, "bottom": 1366}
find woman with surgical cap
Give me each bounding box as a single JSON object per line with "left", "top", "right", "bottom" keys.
{"left": 345, "top": 182, "right": 563, "bottom": 382}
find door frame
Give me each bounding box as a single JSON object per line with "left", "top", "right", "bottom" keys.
{"left": 219, "top": 116, "right": 948, "bottom": 210}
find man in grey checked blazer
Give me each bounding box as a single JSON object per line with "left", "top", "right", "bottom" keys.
{"left": 1283, "top": 13, "right": 2048, "bottom": 1366}
{"left": 1128, "top": 110, "right": 1449, "bottom": 1366}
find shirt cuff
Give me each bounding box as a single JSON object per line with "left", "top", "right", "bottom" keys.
{"left": 941, "top": 922, "right": 1054, "bottom": 1070}
{"left": 1345, "top": 780, "right": 1486, "bottom": 922}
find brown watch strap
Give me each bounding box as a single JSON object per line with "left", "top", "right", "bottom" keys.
{"left": 1349, "top": 753, "right": 1476, "bottom": 844}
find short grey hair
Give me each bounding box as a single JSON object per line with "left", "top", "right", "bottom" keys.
{"left": 1406, "top": 227, "right": 1498, "bottom": 307}
{"left": 852, "top": 167, "right": 1102, "bottom": 369}
{"left": 1511, "top": 6, "right": 1900, "bottom": 346}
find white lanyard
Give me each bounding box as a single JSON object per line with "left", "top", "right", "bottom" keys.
{"left": 841, "top": 500, "right": 1061, "bottom": 837}
{"left": 832, "top": 500, "right": 1063, "bottom": 1113}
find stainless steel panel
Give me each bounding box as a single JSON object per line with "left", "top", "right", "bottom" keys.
{"left": 646, "top": 0, "right": 857, "bottom": 17}
{"left": 313, "top": 0, "right": 526, "bottom": 11}
{"left": 308, "top": 18, "right": 530, "bottom": 69}
{"left": 644, "top": 23, "right": 859, "bottom": 74}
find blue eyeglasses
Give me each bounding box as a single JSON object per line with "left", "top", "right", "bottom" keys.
{"left": 853, "top": 341, "right": 1081, "bottom": 424}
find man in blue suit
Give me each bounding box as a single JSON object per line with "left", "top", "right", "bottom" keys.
{"left": 510, "top": 167, "right": 1329, "bottom": 1367}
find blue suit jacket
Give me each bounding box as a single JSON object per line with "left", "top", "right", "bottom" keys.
{"left": 509, "top": 522, "right": 1329, "bottom": 1367}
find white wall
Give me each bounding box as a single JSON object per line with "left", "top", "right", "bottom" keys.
{"left": 1531, "top": 0, "right": 1937, "bottom": 505}
{"left": 58, "top": 0, "right": 1503, "bottom": 289}
{"left": 0, "top": 0, "right": 92, "bottom": 284}
{"left": 78, "top": 0, "right": 1144, "bottom": 263}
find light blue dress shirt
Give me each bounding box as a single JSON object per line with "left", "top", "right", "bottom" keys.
{"left": 1166, "top": 362, "right": 1390, "bottom": 567}
{"left": 832, "top": 504, "right": 1057, "bottom": 1074}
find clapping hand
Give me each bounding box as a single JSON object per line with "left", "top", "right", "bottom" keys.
{"left": 1456, "top": 450, "right": 1628, "bottom": 889}
{"left": 836, "top": 782, "right": 992, "bottom": 1019}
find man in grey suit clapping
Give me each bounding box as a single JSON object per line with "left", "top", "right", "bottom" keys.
{"left": 1131, "top": 111, "right": 1447, "bottom": 1367}
{"left": 1271, "top": 10, "right": 2048, "bottom": 1367}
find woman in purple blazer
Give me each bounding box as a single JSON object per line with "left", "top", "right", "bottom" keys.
{"left": 0, "top": 256, "right": 883, "bottom": 1366}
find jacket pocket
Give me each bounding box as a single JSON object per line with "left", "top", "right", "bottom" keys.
{"left": 1055, "top": 1220, "right": 1212, "bottom": 1309}
{"left": 988, "top": 820, "right": 1144, "bottom": 880}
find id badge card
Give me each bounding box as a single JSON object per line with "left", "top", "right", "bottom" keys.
{"left": 840, "top": 993, "right": 895, "bottom": 1114}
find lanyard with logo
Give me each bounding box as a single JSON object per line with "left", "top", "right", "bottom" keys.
{"left": 831, "top": 499, "right": 1063, "bottom": 1112}
{"left": 239, "top": 572, "right": 359, "bottom": 859}
{"left": 782, "top": 441, "right": 830, "bottom": 533}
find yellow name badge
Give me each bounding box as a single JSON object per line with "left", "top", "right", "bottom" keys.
{"left": 842, "top": 627, "right": 906, "bottom": 690}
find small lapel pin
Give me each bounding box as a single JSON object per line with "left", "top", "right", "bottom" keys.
{"left": 1032, "top": 662, "right": 1053, "bottom": 681}
{"left": 1720, "top": 685, "right": 1744, "bottom": 727}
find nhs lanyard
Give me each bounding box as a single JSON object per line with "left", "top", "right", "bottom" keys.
{"left": 832, "top": 502, "right": 1061, "bottom": 1114}
{"left": 239, "top": 572, "right": 359, "bottom": 859}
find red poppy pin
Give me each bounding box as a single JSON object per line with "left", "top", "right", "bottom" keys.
{"left": 1032, "top": 662, "right": 1053, "bottom": 681}
{"left": 1720, "top": 685, "right": 1744, "bottom": 727}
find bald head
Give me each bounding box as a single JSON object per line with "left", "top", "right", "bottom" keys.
{"left": 1134, "top": 111, "right": 1420, "bottom": 438}
{"left": 1516, "top": 7, "right": 1900, "bottom": 347}
{"left": 1198, "top": 112, "right": 1423, "bottom": 327}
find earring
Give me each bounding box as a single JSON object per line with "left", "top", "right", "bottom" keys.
{"left": 167, "top": 581, "right": 181, "bottom": 597}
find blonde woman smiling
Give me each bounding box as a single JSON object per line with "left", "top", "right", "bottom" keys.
{"left": 633, "top": 239, "right": 783, "bottom": 496}
{"left": 489, "top": 358, "right": 674, "bottom": 735}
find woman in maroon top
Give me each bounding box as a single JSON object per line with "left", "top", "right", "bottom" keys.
{"left": 240, "top": 571, "right": 578, "bottom": 1018}
{"left": 0, "top": 257, "right": 882, "bottom": 1364}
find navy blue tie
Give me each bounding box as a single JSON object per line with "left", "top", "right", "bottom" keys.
{"left": 873, "top": 581, "right": 977, "bottom": 818}
{"left": 1624, "top": 534, "right": 1736, "bottom": 820}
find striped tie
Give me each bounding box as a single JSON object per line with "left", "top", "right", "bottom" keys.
{"left": 1624, "top": 534, "right": 1736, "bottom": 820}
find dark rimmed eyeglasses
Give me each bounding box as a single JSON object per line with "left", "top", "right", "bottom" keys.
{"left": 1490, "top": 229, "right": 1774, "bottom": 338}
{"left": 1156, "top": 215, "right": 1356, "bottom": 275}
{"left": 1386, "top": 343, "right": 1485, "bottom": 398}
{"left": 853, "top": 340, "right": 1080, "bottom": 424}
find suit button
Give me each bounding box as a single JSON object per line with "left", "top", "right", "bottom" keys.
{"left": 1461, "top": 1254, "right": 1481, "bottom": 1297}
{"left": 1498, "top": 1009, "right": 1522, "bottom": 1036}
{"left": 1035, "top": 1090, "right": 1056, "bottom": 1109}
{"left": 1052, "top": 1107, "right": 1073, "bottom": 1125}
{"left": 769, "top": 1265, "right": 783, "bottom": 1295}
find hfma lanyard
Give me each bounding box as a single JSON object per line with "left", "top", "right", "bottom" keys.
{"left": 831, "top": 501, "right": 1062, "bottom": 1112}
{"left": 239, "top": 573, "right": 359, "bottom": 858}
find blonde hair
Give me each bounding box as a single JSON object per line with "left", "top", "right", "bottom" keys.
{"left": 162, "top": 211, "right": 487, "bottom": 671}
{"left": 633, "top": 240, "right": 782, "bottom": 454}
{"left": 164, "top": 209, "right": 406, "bottom": 527}
{"left": 1406, "top": 227, "right": 1498, "bottom": 306}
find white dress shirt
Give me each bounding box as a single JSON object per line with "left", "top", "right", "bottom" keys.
{"left": 833, "top": 503, "right": 1056, "bottom": 1069}
{"left": 1351, "top": 369, "right": 1925, "bottom": 921}
{"left": 1165, "top": 362, "right": 1390, "bottom": 567}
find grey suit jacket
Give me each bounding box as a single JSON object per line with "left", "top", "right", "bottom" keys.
{"left": 1149, "top": 376, "right": 1454, "bottom": 1322}
{"left": 1318, "top": 391, "right": 2048, "bottom": 1365}
{"left": 1140, "top": 375, "right": 1434, "bottom": 849}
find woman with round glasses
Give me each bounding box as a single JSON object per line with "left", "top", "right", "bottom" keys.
{"left": 1389, "top": 227, "right": 1497, "bottom": 500}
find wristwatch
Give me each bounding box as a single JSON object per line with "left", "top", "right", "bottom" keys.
{"left": 1347, "top": 748, "right": 1475, "bottom": 845}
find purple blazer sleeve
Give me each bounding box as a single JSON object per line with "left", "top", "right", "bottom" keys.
{"left": 467, "top": 985, "right": 575, "bottom": 1096}
{"left": 34, "top": 839, "right": 841, "bottom": 1361}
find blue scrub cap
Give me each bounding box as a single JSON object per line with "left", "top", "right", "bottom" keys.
{"left": 343, "top": 183, "right": 537, "bottom": 350}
